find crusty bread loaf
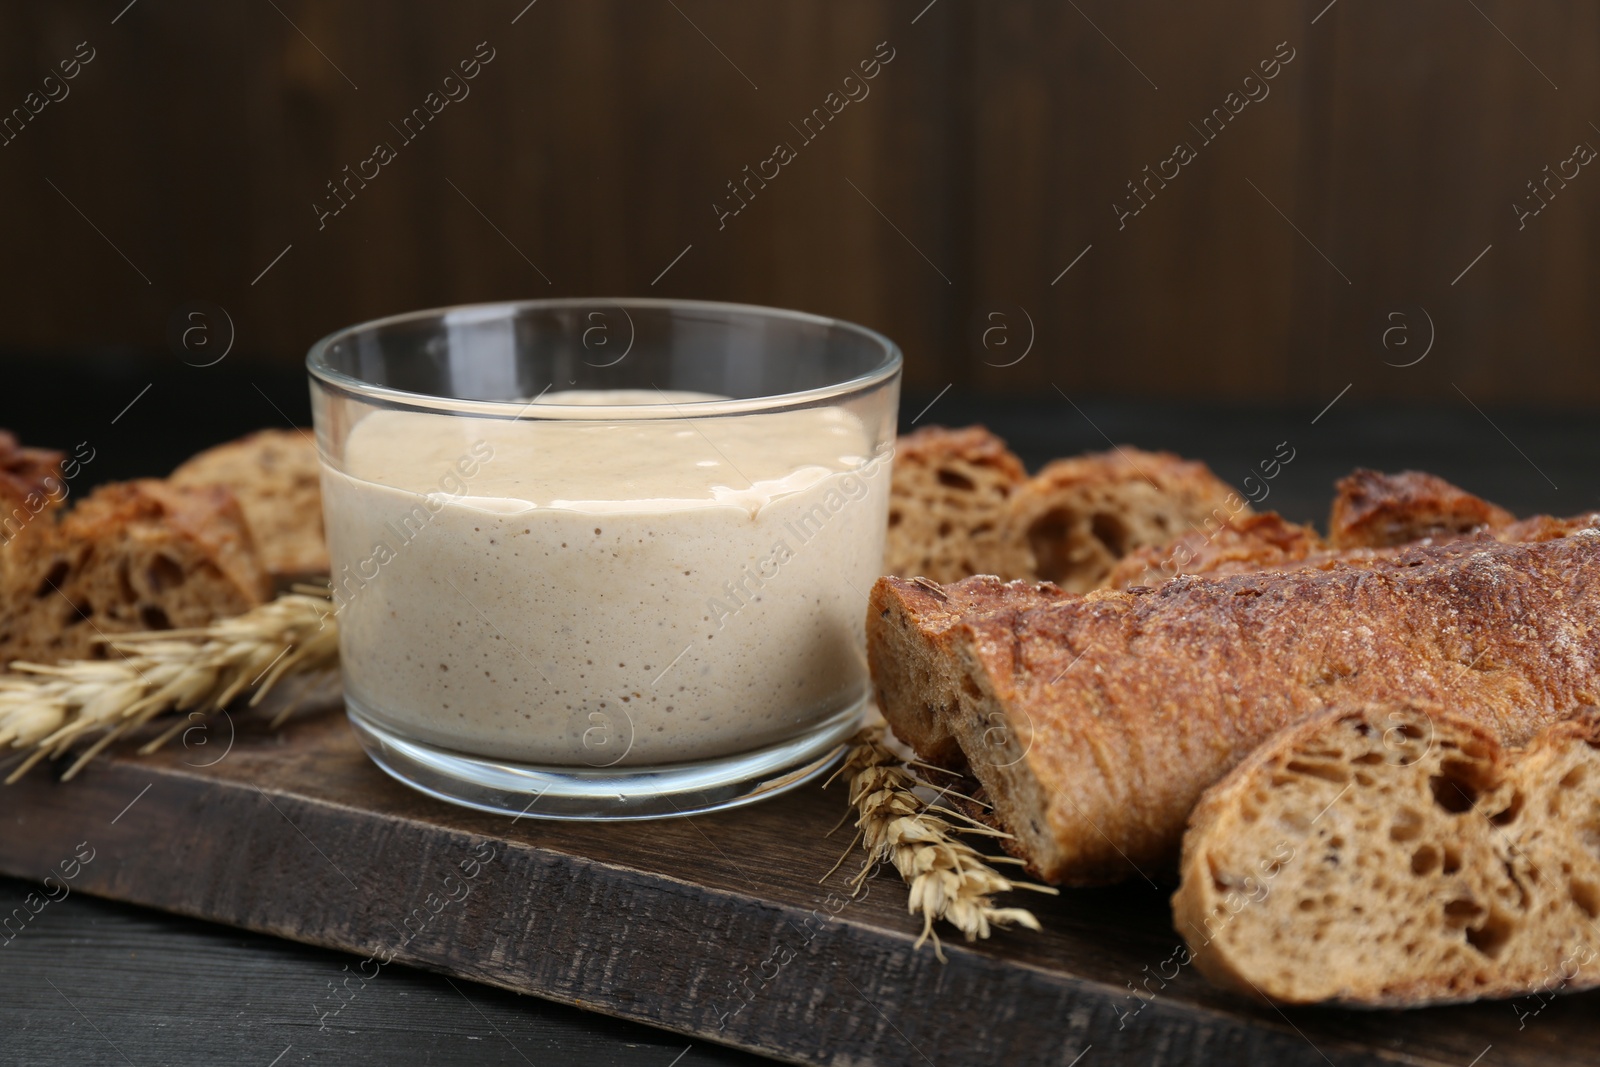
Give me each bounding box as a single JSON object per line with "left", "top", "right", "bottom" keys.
{"left": 170, "top": 428, "right": 328, "bottom": 580}
{"left": 1107, "top": 510, "right": 1600, "bottom": 589}
{"left": 867, "top": 532, "right": 1600, "bottom": 885}
{"left": 1173, "top": 703, "right": 1600, "bottom": 1006}
{"left": 1495, "top": 511, "right": 1600, "bottom": 543}
{"left": 0, "top": 479, "right": 271, "bottom": 666}
{"left": 1105, "top": 465, "right": 1600, "bottom": 589}
{"left": 1329, "top": 469, "right": 1514, "bottom": 549}
{"left": 993, "top": 447, "right": 1247, "bottom": 592}
{"left": 884, "top": 426, "right": 1028, "bottom": 582}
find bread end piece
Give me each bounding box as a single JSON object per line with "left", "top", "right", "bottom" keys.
{"left": 868, "top": 573, "right": 1095, "bottom": 881}
{"left": 1174, "top": 703, "right": 1600, "bottom": 1006}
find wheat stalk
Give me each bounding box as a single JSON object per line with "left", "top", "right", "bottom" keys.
{"left": 0, "top": 592, "right": 339, "bottom": 783}
{"left": 826, "top": 727, "right": 1057, "bottom": 961}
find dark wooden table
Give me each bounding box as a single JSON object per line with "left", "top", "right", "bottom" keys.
{"left": 3, "top": 356, "right": 1596, "bottom": 1066}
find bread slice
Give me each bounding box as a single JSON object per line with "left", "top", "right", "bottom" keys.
{"left": 1104, "top": 512, "right": 1325, "bottom": 590}
{"left": 1173, "top": 703, "right": 1600, "bottom": 1006}
{"left": 0, "top": 431, "right": 65, "bottom": 515}
{"left": 0, "top": 479, "right": 271, "bottom": 666}
{"left": 170, "top": 428, "right": 328, "bottom": 580}
{"left": 0, "top": 431, "right": 66, "bottom": 549}
{"left": 884, "top": 426, "right": 1028, "bottom": 582}
{"left": 1329, "top": 469, "right": 1514, "bottom": 549}
{"left": 0, "top": 433, "right": 67, "bottom": 594}
{"left": 867, "top": 532, "right": 1600, "bottom": 885}
{"left": 993, "top": 447, "right": 1247, "bottom": 592}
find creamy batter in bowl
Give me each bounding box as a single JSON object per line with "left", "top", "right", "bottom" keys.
{"left": 307, "top": 299, "right": 900, "bottom": 819}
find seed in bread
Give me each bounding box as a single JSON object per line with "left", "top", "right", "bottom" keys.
{"left": 867, "top": 533, "right": 1600, "bottom": 885}
{"left": 170, "top": 428, "right": 328, "bottom": 581}
{"left": 1329, "top": 469, "right": 1514, "bottom": 549}
{"left": 0, "top": 479, "right": 271, "bottom": 667}
{"left": 1173, "top": 703, "right": 1600, "bottom": 1006}
{"left": 884, "top": 426, "right": 1028, "bottom": 582}
{"left": 993, "top": 447, "right": 1247, "bottom": 593}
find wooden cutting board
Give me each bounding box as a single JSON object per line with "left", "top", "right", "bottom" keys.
{"left": 1, "top": 704, "right": 1591, "bottom": 1067}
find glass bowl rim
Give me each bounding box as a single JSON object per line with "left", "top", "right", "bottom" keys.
{"left": 306, "top": 296, "right": 902, "bottom": 421}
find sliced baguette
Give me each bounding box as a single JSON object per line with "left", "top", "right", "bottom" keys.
{"left": 868, "top": 533, "right": 1600, "bottom": 885}
{"left": 994, "top": 447, "right": 1247, "bottom": 592}
{"left": 170, "top": 428, "right": 328, "bottom": 580}
{"left": 1174, "top": 703, "right": 1600, "bottom": 1006}
{"left": 0, "top": 433, "right": 67, "bottom": 596}
{"left": 1104, "top": 512, "right": 1326, "bottom": 590}
{"left": 884, "top": 425, "right": 1028, "bottom": 582}
{"left": 0, "top": 479, "right": 271, "bottom": 666}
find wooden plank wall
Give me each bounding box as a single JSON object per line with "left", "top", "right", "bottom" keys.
{"left": 0, "top": 0, "right": 1594, "bottom": 404}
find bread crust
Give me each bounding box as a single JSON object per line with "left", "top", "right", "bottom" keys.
{"left": 0, "top": 479, "right": 271, "bottom": 666}
{"left": 170, "top": 428, "right": 328, "bottom": 579}
{"left": 0, "top": 432, "right": 68, "bottom": 596}
{"left": 1329, "top": 469, "right": 1514, "bottom": 549}
{"left": 1105, "top": 512, "right": 1326, "bottom": 590}
{"left": 1174, "top": 704, "right": 1600, "bottom": 1006}
{"left": 994, "top": 447, "right": 1246, "bottom": 592}
{"left": 0, "top": 431, "right": 64, "bottom": 510}
{"left": 1107, "top": 504, "right": 1600, "bottom": 590}
{"left": 868, "top": 532, "right": 1600, "bottom": 885}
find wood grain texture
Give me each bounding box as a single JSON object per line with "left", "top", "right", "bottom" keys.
{"left": 1289, "top": 0, "right": 1600, "bottom": 405}
{"left": 2, "top": 707, "right": 1597, "bottom": 1067}
{"left": 0, "top": 877, "right": 760, "bottom": 1066}
{"left": 0, "top": 1, "right": 1596, "bottom": 403}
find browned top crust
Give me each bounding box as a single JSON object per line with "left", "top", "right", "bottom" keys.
{"left": 879, "top": 573, "right": 1072, "bottom": 636}
{"left": 170, "top": 428, "right": 328, "bottom": 579}
{"left": 1108, "top": 484, "right": 1600, "bottom": 590}
{"left": 0, "top": 430, "right": 64, "bottom": 509}
{"left": 893, "top": 425, "right": 1028, "bottom": 481}
{"left": 869, "top": 532, "right": 1600, "bottom": 884}
{"left": 1329, "top": 469, "right": 1514, "bottom": 549}
{"left": 1018, "top": 448, "right": 1240, "bottom": 525}
{"left": 1494, "top": 511, "right": 1600, "bottom": 543}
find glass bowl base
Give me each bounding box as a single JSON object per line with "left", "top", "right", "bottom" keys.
{"left": 345, "top": 698, "right": 864, "bottom": 820}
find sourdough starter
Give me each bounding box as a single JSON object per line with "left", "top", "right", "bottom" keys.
{"left": 321, "top": 393, "right": 889, "bottom": 765}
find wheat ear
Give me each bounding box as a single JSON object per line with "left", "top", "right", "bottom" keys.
{"left": 826, "top": 728, "right": 1057, "bottom": 961}
{"left": 0, "top": 592, "right": 338, "bottom": 783}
